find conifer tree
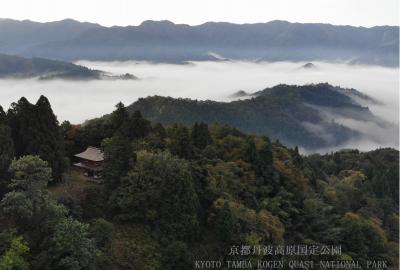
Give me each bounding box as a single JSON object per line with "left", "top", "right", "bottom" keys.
{"left": 110, "top": 102, "right": 129, "bottom": 132}
{"left": 0, "top": 106, "right": 14, "bottom": 189}
{"left": 129, "top": 110, "right": 152, "bottom": 139}
{"left": 7, "top": 96, "right": 65, "bottom": 181}
{"left": 114, "top": 109, "right": 151, "bottom": 140}
{"left": 215, "top": 201, "right": 234, "bottom": 242}
{"left": 292, "top": 146, "right": 303, "bottom": 167}
{"left": 147, "top": 123, "right": 167, "bottom": 150}
{"left": 0, "top": 124, "right": 14, "bottom": 195}
{"left": 168, "top": 125, "right": 194, "bottom": 159}
{"left": 35, "top": 96, "right": 66, "bottom": 181}
{"left": 259, "top": 137, "right": 273, "bottom": 166}
{"left": 191, "top": 122, "right": 212, "bottom": 150}
{"left": 256, "top": 136, "right": 273, "bottom": 176}
{"left": 0, "top": 105, "right": 6, "bottom": 123}
{"left": 244, "top": 137, "right": 259, "bottom": 165}
{"left": 102, "top": 135, "right": 134, "bottom": 193}
{"left": 7, "top": 97, "right": 35, "bottom": 156}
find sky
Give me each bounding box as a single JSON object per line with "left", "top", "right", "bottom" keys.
{"left": 0, "top": 0, "right": 399, "bottom": 27}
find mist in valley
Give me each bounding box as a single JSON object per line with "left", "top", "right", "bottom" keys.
{"left": 0, "top": 60, "right": 398, "bottom": 153}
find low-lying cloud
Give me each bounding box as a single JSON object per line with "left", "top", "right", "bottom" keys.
{"left": 0, "top": 60, "right": 398, "bottom": 153}
{"left": 301, "top": 109, "right": 399, "bottom": 154}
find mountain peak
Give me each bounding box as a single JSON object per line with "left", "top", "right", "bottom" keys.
{"left": 58, "top": 18, "right": 80, "bottom": 23}
{"left": 140, "top": 20, "right": 176, "bottom": 27}
{"left": 301, "top": 62, "right": 317, "bottom": 69}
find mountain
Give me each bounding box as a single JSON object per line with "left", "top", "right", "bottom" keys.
{"left": 127, "top": 83, "right": 394, "bottom": 150}
{"left": 0, "top": 19, "right": 397, "bottom": 66}
{"left": 0, "top": 18, "right": 101, "bottom": 54}
{"left": 0, "top": 53, "right": 101, "bottom": 79}
{"left": 229, "top": 90, "right": 253, "bottom": 98}
{"left": 301, "top": 62, "right": 317, "bottom": 69}
{"left": 0, "top": 54, "right": 137, "bottom": 80}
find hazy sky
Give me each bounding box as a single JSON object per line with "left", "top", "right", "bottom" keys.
{"left": 1, "top": 0, "right": 399, "bottom": 27}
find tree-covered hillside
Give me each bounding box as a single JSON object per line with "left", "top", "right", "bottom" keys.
{"left": 0, "top": 54, "right": 137, "bottom": 80}
{"left": 0, "top": 97, "right": 398, "bottom": 269}
{"left": 0, "top": 54, "right": 102, "bottom": 79}
{"left": 128, "top": 83, "right": 391, "bottom": 150}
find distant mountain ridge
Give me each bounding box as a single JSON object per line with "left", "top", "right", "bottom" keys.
{"left": 126, "top": 83, "right": 395, "bottom": 150}
{"left": 0, "top": 19, "right": 100, "bottom": 52}
{"left": 0, "top": 54, "right": 137, "bottom": 80}
{"left": 0, "top": 19, "right": 397, "bottom": 66}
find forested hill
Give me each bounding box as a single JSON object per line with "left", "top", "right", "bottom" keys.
{"left": 0, "top": 54, "right": 137, "bottom": 80}
{"left": 127, "top": 83, "right": 388, "bottom": 150}
{"left": 0, "top": 19, "right": 398, "bottom": 66}
{"left": 0, "top": 54, "right": 101, "bottom": 79}
{"left": 0, "top": 96, "right": 398, "bottom": 269}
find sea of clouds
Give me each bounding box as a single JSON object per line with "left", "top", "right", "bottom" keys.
{"left": 0, "top": 60, "right": 398, "bottom": 152}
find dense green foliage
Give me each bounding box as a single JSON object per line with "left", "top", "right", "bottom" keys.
{"left": 0, "top": 156, "right": 96, "bottom": 269}
{"left": 0, "top": 235, "right": 29, "bottom": 270}
{"left": 111, "top": 151, "right": 200, "bottom": 241}
{"left": 0, "top": 97, "right": 398, "bottom": 269}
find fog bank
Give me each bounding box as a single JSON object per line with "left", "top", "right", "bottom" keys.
{"left": 0, "top": 60, "right": 398, "bottom": 152}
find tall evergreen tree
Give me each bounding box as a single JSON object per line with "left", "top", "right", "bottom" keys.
{"left": 102, "top": 135, "right": 134, "bottom": 193}
{"left": 35, "top": 96, "right": 66, "bottom": 181}
{"left": 256, "top": 136, "right": 273, "bottom": 176}
{"left": 0, "top": 124, "right": 14, "bottom": 195}
{"left": 0, "top": 106, "right": 14, "bottom": 194}
{"left": 168, "top": 125, "right": 194, "bottom": 159}
{"left": 244, "top": 136, "right": 259, "bottom": 165}
{"left": 215, "top": 201, "right": 234, "bottom": 242}
{"left": 7, "top": 97, "right": 35, "bottom": 156}
{"left": 0, "top": 106, "right": 14, "bottom": 181}
{"left": 0, "top": 105, "right": 6, "bottom": 123}
{"left": 191, "top": 122, "right": 212, "bottom": 150}
{"left": 292, "top": 146, "right": 303, "bottom": 167}
{"left": 114, "top": 110, "right": 151, "bottom": 140}
{"left": 259, "top": 137, "right": 273, "bottom": 165}
{"left": 151, "top": 123, "right": 167, "bottom": 150}
{"left": 7, "top": 96, "right": 65, "bottom": 181}
{"left": 153, "top": 123, "right": 167, "bottom": 140}
{"left": 110, "top": 102, "right": 129, "bottom": 132}
{"left": 129, "top": 110, "right": 152, "bottom": 139}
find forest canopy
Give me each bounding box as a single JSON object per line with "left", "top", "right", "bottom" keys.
{"left": 0, "top": 97, "right": 398, "bottom": 269}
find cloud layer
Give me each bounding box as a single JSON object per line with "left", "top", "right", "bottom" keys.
{"left": 0, "top": 60, "right": 398, "bottom": 152}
